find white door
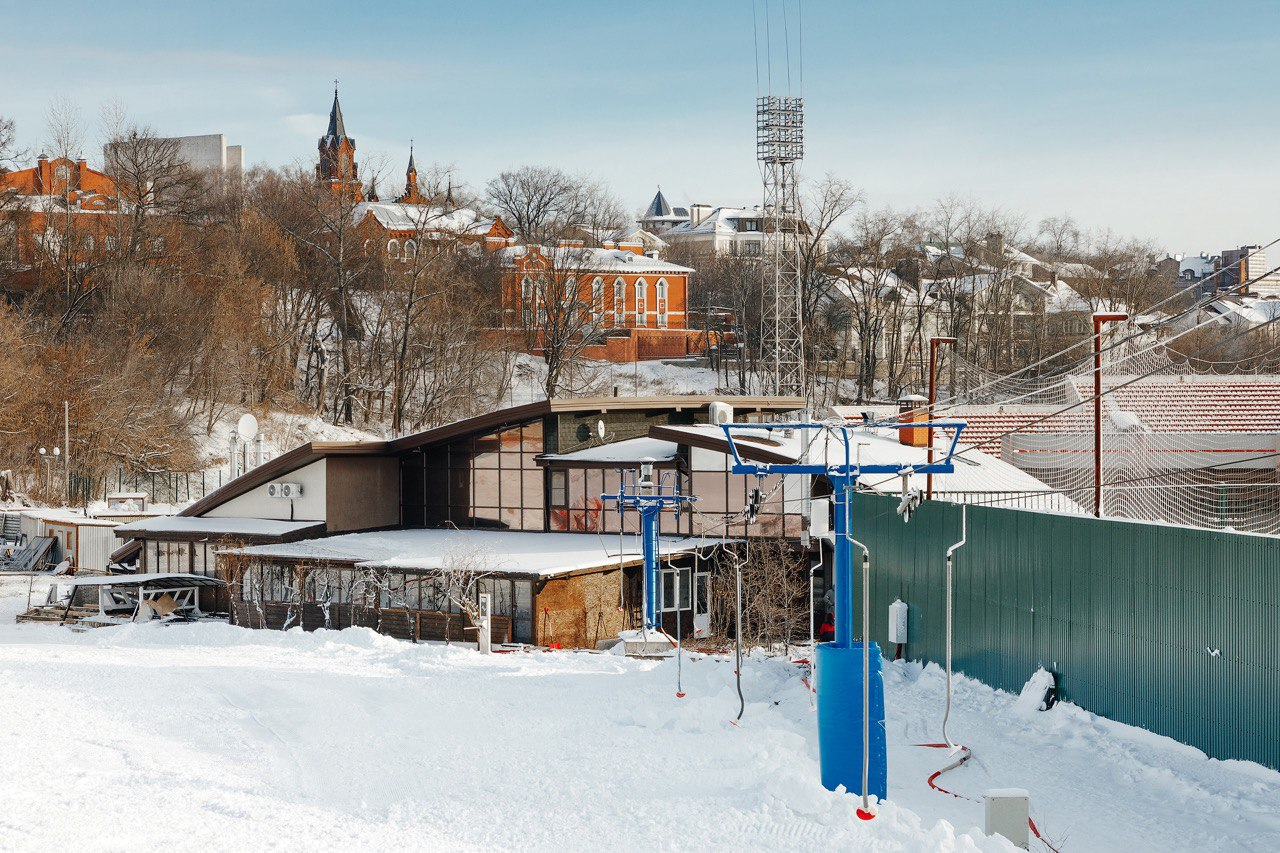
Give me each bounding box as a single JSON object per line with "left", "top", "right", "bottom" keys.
{"left": 693, "top": 572, "right": 711, "bottom": 637}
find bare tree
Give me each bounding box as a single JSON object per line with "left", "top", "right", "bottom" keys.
{"left": 485, "top": 165, "right": 623, "bottom": 244}
{"left": 508, "top": 246, "right": 608, "bottom": 398}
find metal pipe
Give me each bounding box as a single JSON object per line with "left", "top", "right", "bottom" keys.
{"left": 926, "top": 337, "right": 956, "bottom": 500}
{"left": 943, "top": 505, "right": 967, "bottom": 747}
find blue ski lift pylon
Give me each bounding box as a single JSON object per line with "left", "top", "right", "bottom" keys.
{"left": 716, "top": 418, "right": 966, "bottom": 813}
{"left": 600, "top": 463, "right": 697, "bottom": 634}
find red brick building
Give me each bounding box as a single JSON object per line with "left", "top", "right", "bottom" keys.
{"left": 0, "top": 154, "right": 123, "bottom": 291}
{"left": 500, "top": 243, "right": 700, "bottom": 361}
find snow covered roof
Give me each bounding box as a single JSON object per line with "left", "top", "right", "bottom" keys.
{"left": 113, "top": 516, "right": 324, "bottom": 539}
{"left": 232, "top": 529, "right": 715, "bottom": 578}
{"left": 57, "top": 573, "right": 226, "bottom": 589}
{"left": 650, "top": 423, "right": 1083, "bottom": 512}
{"left": 538, "top": 437, "right": 679, "bottom": 466}
{"left": 663, "top": 206, "right": 762, "bottom": 237}
{"left": 355, "top": 202, "right": 496, "bottom": 236}
{"left": 500, "top": 245, "right": 692, "bottom": 274}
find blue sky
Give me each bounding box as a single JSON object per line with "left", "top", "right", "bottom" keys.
{"left": 4, "top": 0, "right": 1277, "bottom": 252}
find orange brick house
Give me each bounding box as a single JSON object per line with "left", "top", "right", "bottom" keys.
{"left": 352, "top": 152, "right": 513, "bottom": 255}
{"left": 499, "top": 243, "right": 700, "bottom": 361}
{"left": 0, "top": 154, "right": 123, "bottom": 291}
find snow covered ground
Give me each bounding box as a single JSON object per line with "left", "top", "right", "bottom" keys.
{"left": 0, "top": 577, "right": 1275, "bottom": 852}
{"left": 506, "top": 354, "right": 726, "bottom": 405}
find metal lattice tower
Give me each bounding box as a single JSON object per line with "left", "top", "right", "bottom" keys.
{"left": 757, "top": 95, "right": 805, "bottom": 398}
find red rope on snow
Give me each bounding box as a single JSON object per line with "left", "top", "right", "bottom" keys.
{"left": 913, "top": 743, "right": 1061, "bottom": 853}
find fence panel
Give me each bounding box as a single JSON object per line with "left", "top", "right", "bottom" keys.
{"left": 851, "top": 492, "right": 1280, "bottom": 770}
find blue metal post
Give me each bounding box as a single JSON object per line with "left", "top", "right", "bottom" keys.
{"left": 640, "top": 504, "right": 661, "bottom": 630}
{"left": 831, "top": 473, "right": 853, "bottom": 645}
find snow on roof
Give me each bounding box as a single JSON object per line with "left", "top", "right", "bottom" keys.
{"left": 113, "top": 516, "right": 323, "bottom": 538}
{"left": 1044, "top": 281, "right": 1093, "bottom": 313}
{"left": 1180, "top": 254, "right": 1217, "bottom": 277}
{"left": 539, "top": 437, "right": 679, "bottom": 465}
{"left": 663, "top": 206, "right": 762, "bottom": 237}
{"left": 56, "top": 573, "right": 226, "bottom": 588}
{"left": 354, "top": 202, "right": 495, "bottom": 236}
{"left": 20, "top": 508, "right": 119, "bottom": 527}
{"left": 501, "top": 245, "right": 692, "bottom": 274}
{"left": 232, "top": 529, "right": 713, "bottom": 578}
{"left": 660, "top": 423, "right": 1082, "bottom": 511}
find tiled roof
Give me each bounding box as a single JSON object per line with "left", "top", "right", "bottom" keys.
{"left": 1081, "top": 378, "right": 1280, "bottom": 434}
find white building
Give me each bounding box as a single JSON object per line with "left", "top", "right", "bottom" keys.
{"left": 104, "top": 133, "right": 243, "bottom": 173}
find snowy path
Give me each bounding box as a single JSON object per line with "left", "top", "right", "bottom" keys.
{"left": 0, "top": 581, "right": 1275, "bottom": 852}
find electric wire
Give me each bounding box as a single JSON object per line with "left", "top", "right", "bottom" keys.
{"left": 861, "top": 306, "right": 1280, "bottom": 493}
{"left": 914, "top": 242, "right": 1280, "bottom": 413}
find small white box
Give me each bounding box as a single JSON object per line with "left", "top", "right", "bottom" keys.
{"left": 984, "top": 788, "right": 1029, "bottom": 849}
{"left": 888, "top": 599, "right": 909, "bottom": 644}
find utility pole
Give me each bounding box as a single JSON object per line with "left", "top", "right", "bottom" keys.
{"left": 64, "top": 400, "right": 70, "bottom": 504}
{"left": 926, "top": 337, "right": 957, "bottom": 500}
{"left": 1092, "top": 312, "right": 1127, "bottom": 517}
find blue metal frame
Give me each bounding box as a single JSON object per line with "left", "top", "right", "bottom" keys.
{"left": 601, "top": 470, "right": 697, "bottom": 632}
{"left": 716, "top": 419, "right": 966, "bottom": 802}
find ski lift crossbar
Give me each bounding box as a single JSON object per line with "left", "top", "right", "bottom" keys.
{"left": 715, "top": 421, "right": 968, "bottom": 477}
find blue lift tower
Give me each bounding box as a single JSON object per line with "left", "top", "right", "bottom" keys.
{"left": 601, "top": 463, "right": 697, "bottom": 634}
{"left": 717, "top": 419, "right": 965, "bottom": 818}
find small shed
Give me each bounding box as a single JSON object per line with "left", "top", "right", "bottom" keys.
{"left": 18, "top": 510, "right": 120, "bottom": 571}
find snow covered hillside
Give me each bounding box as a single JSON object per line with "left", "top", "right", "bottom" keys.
{"left": 0, "top": 578, "right": 1275, "bottom": 852}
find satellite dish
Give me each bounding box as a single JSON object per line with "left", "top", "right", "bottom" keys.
{"left": 597, "top": 419, "right": 606, "bottom": 440}
{"left": 236, "top": 413, "right": 259, "bottom": 440}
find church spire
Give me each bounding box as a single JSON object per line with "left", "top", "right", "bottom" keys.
{"left": 317, "top": 81, "right": 361, "bottom": 201}
{"left": 445, "top": 177, "right": 455, "bottom": 210}
{"left": 395, "top": 139, "right": 427, "bottom": 205}
{"left": 327, "top": 82, "right": 347, "bottom": 139}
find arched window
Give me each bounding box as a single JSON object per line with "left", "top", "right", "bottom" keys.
{"left": 363, "top": 239, "right": 374, "bottom": 253}
{"left": 387, "top": 239, "right": 400, "bottom": 258}
{"left": 404, "top": 239, "right": 417, "bottom": 260}
{"left": 592, "top": 277, "right": 605, "bottom": 319}
{"left": 613, "top": 277, "right": 626, "bottom": 326}
{"left": 656, "top": 278, "right": 669, "bottom": 328}
{"left": 565, "top": 276, "right": 578, "bottom": 304}
{"left": 635, "top": 278, "right": 648, "bottom": 327}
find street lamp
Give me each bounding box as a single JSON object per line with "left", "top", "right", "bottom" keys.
{"left": 38, "top": 447, "right": 59, "bottom": 497}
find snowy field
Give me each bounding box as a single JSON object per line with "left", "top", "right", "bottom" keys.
{"left": 0, "top": 578, "right": 1276, "bottom": 852}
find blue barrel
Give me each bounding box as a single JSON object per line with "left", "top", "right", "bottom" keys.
{"left": 814, "top": 641, "right": 887, "bottom": 799}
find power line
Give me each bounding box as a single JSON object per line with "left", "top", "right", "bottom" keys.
{"left": 917, "top": 240, "right": 1280, "bottom": 413}
{"left": 861, "top": 306, "right": 1280, "bottom": 492}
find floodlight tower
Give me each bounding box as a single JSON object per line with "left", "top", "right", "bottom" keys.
{"left": 758, "top": 94, "right": 805, "bottom": 398}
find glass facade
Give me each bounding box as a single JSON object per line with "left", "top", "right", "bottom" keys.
{"left": 401, "top": 421, "right": 545, "bottom": 531}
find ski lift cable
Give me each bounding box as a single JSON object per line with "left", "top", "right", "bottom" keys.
{"left": 861, "top": 307, "right": 1280, "bottom": 492}
{"left": 917, "top": 246, "right": 1280, "bottom": 413}
{"left": 909, "top": 261, "right": 1280, "bottom": 417}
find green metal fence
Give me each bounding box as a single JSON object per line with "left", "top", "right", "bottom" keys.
{"left": 851, "top": 493, "right": 1280, "bottom": 770}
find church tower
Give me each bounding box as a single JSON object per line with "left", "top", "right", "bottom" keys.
{"left": 317, "top": 86, "right": 363, "bottom": 201}
{"left": 395, "top": 142, "right": 427, "bottom": 205}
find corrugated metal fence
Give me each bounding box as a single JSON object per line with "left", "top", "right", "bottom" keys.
{"left": 851, "top": 493, "right": 1280, "bottom": 770}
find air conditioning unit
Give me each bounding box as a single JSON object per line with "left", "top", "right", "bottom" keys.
{"left": 267, "top": 482, "right": 303, "bottom": 499}
{"left": 708, "top": 401, "right": 734, "bottom": 426}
